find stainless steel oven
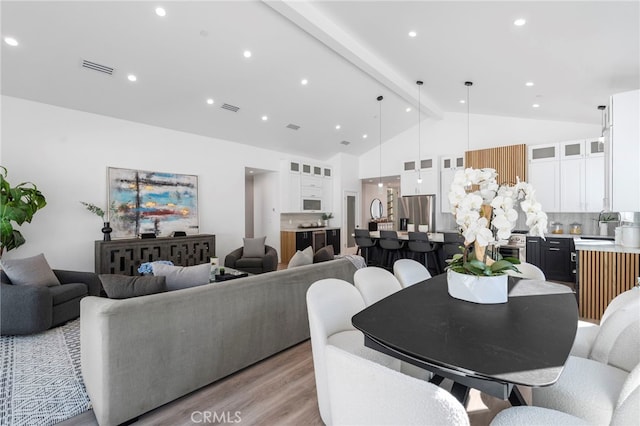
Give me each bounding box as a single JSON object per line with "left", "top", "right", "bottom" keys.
{"left": 498, "top": 234, "right": 527, "bottom": 262}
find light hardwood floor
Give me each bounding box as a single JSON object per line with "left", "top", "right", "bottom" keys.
{"left": 61, "top": 339, "right": 528, "bottom": 426}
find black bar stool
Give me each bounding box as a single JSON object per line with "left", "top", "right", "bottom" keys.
{"left": 407, "top": 231, "right": 442, "bottom": 275}
{"left": 354, "top": 229, "right": 378, "bottom": 266}
{"left": 379, "top": 230, "right": 405, "bottom": 271}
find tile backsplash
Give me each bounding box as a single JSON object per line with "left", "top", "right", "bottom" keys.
{"left": 281, "top": 213, "right": 324, "bottom": 230}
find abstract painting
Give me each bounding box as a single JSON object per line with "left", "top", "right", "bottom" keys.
{"left": 107, "top": 167, "right": 199, "bottom": 238}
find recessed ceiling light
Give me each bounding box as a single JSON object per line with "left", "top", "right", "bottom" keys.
{"left": 243, "top": 50, "right": 252, "bottom": 58}
{"left": 406, "top": 107, "right": 412, "bottom": 112}
{"left": 525, "top": 81, "right": 534, "bottom": 87}
{"left": 532, "top": 103, "right": 540, "bottom": 108}
{"left": 514, "top": 18, "right": 526, "bottom": 26}
{"left": 206, "top": 98, "right": 214, "bottom": 105}
{"left": 363, "top": 134, "right": 368, "bottom": 139}
{"left": 335, "top": 125, "right": 341, "bottom": 130}
{"left": 261, "top": 115, "right": 268, "bottom": 121}
{"left": 408, "top": 31, "right": 417, "bottom": 38}
{"left": 155, "top": 7, "right": 166, "bottom": 17}
{"left": 459, "top": 100, "right": 466, "bottom": 104}
{"left": 4, "top": 37, "right": 18, "bottom": 46}
{"left": 301, "top": 78, "right": 308, "bottom": 85}
{"left": 249, "top": 170, "right": 254, "bottom": 174}
{"left": 127, "top": 74, "right": 137, "bottom": 82}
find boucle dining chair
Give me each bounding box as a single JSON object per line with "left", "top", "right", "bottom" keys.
{"left": 505, "top": 261, "right": 546, "bottom": 280}
{"left": 353, "top": 266, "right": 431, "bottom": 381}
{"left": 393, "top": 258, "right": 432, "bottom": 288}
{"left": 306, "top": 278, "right": 401, "bottom": 425}
{"left": 493, "top": 363, "right": 640, "bottom": 426}
{"left": 571, "top": 288, "right": 639, "bottom": 358}
{"left": 326, "top": 344, "right": 470, "bottom": 426}
{"left": 353, "top": 267, "right": 402, "bottom": 306}
{"left": 531, "top": 310, "right": 640, "bottom": 425}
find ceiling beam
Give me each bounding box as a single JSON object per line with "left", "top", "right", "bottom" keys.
{"left": 264, "top": 0, "right": 444, "bottom": 120}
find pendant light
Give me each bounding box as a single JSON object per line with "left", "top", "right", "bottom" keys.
{"left": 377, "top": 95, "right": 384, "bottom": 189}
{"left": 416, "top": 80, "right": 423, "bottom": 184}
{"left": 465, "top": 81, "right": 473, "bottom": 152}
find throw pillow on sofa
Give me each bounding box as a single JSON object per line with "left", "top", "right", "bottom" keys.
{"left": 100, "top": 274, "right": 167, "bottom": 299}
{"left": 0, "top": 253, "right": 61, "bottom": 287}
{"left": 288, "top": 249, "right": 313, "bottom": 269}
{"left": 313, "top": 245, "right": 334, "bottom": 263}
{"left": 242, "top": 236, "right": 266, "bottom": 258}
{"left": 151, "top": 262, "right": 211, "bottom": 291}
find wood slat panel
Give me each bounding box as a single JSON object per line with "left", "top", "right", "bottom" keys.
{"left": 578, "top": 250, "right": 639, "bottom": 320}
{"left": 465, "top": 144, "right": 527, "bottom": 185}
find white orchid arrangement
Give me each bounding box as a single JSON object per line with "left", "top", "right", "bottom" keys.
{"left": 447, "top": 167, "right": 547, "bottom": 276}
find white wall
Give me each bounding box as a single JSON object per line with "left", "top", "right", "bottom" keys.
{"left": 0, "top": 96, "right": 291, "bottom": 271}
{"left": 253, "top": 171, "right": 280, "bottom": 258}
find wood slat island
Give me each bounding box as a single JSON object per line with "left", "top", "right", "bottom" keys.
{"left": 575, "top": 240, "right": 640, "bottom": 321}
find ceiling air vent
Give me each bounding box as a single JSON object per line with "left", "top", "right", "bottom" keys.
{"left": 340, "top": 140, "right": 351, "bottom": 146}
{"left": 81, "top": 59, "right": 114, "bottom": 75}
{"left": 286, "top": 124, "right": 300, "bottom": 130}
{"left": 221, "top": 103, "right": 240, "bottom": 112}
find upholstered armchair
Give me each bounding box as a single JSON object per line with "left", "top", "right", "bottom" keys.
{"left": 1, "top": 269, "right": 101, "bottom": 335}
{"left": 224, "top": 245, "right": 278, "bottom": 274}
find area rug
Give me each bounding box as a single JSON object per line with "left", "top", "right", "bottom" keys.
{"left": 0, "top": 319, "right": 90, "bottom": 426}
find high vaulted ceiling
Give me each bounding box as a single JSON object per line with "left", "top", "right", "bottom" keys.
{"left": 2, "top": 1, "right": 638, "bottom": 160}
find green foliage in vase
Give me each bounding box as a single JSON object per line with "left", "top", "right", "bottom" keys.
{"left": 446, "top": 245, "right": 521, "bottom": 277}
{"left": 80, "top": 201, "right": 106, "bottom": 220}
{"left": 321, "top": 212, "right": 334, "bottom": 220}
{"left": 0, "top": 166, "right": 47, "bottom": 256}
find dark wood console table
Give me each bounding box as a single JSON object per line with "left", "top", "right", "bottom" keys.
{"left": 95, "top": 234, "right": 215, "bottom": 275}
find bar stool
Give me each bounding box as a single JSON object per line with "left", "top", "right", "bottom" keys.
{"left": 378, "top": 230, "right": 405, "bottom": 271}
{"left": 407, "top": 232, "right": 442, "bottom": 275}
{"left": 354, "top": 229, "right": 378, "bottom": 266}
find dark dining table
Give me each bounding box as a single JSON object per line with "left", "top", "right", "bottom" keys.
{"left": 351, "top": 274, "right": 578, "bottom": 406}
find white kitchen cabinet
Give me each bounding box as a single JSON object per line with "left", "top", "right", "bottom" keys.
{"left": 607, "top": 90, "right": 640, "bottom": 211}
{"left": 401, "top": 158, "right": 437, "bottom": 196}
{"left": 281, "top": 159, "right": 332, "bottom": 212}
{"left": 439, "top": 155, "right": 465, "bottom": 213}
{"left": 528, "top": 143, "right": 560, "bottom": 212}
{"left": 585, "top": 155, "right": 605, "bottom": 212}
{"left": 559, "top": 157, "right": 584, "bottom": 212}
{"left": 280, "top": 160, "right": 301, "bottom": 212}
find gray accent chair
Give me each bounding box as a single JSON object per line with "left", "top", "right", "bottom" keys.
{"left": 1, "top": 269, "right": 101, "bottom": 335}
{"left": 224, "top": 245, "right": 278, "bottom": 274}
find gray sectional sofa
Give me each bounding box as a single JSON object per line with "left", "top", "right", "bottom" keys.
{"left": 80, "top": 257, "right": 359, "bottom": 426}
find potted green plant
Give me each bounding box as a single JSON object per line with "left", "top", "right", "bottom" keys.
{"left": 446, "top": 168, "right": 548, "bottom": 303}
{"left": 321, "top": 212, "right": 333, "bottom": 227}
{"left": 0, "top": 166, "right": 47, "bottom": 257}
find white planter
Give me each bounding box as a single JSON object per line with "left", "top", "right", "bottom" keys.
{"left": 446, "top": 270, "right": 508, "bottom": 304}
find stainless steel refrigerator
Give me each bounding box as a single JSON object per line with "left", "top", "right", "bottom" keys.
{"left": 397, "top": 195, "right": 436, "bottom": 232}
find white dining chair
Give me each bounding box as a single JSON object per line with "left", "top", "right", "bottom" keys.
{"left": 493, "top": 363, "right": 640, "bottom": 426}
{"left": 505, "top": 261, "right": 546, "bottom": 280}
{"left": 326, "top": 344, "right": 470, "bottom": 426}
{"left": 306, "top": 278, "right": 401, "bottom": 425}
{"left": 353, "top": 266, "right": 431, "bottom": 381}
{"left": 353, "top": 267, "right": 402, "bottom": 306}
{"left": 571, "top": 288, "right": 640, "bottom": 358}
{"left": 393, "top": 258, "right": 432, "bottom": 288}
{"left": 531, "top": 309, "right": 640, "bottom": 425}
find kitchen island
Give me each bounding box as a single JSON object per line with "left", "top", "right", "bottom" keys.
{"left": 575, "top": 239, "right": 640, "bottom": 321}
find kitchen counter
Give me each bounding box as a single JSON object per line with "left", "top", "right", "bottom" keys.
{"left": 369, "top": 231, "right": 444, "bottom": 243}
{"left": 573, "top": 239, "right": 640, "bottom": 254}
{"left": 281, "top": 227, "right": 340, "bottom": 233}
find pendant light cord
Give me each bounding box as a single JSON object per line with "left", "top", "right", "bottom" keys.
{"left": 378, "top": 95, "right": 383, "bottom": 187}
{"left": 417, "top": 81, "right": 423, "bottom": 182}
{"left": 465, "top": 81, "right": 473, "bottom": 152}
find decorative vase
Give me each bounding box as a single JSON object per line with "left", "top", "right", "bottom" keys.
{"left": 323, "top": 220, "right": 329, "bottom": 227}
{"left": 101, "top": 222, "right": 112, "bottom": 241}
{"left": 446, "top": 269, "right": 508, "bottom": 304}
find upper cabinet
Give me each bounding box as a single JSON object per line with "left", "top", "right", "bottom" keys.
{"left": 401, "top": 157, "right": 437, "bottom": 196}
{"left": 607, "top": 89, "right": 640, "bottom": 212}
{"left": 528, "top": 143, "right": 561, "bottom": 212}
{"left": 280, "top": 160, "right": 332, "bottom": 213}
{"left": 440, "top": 155, "right": 465, "bottom": 213}
{"left": 528, "top": 140, "right": 605, "bottom": 213}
